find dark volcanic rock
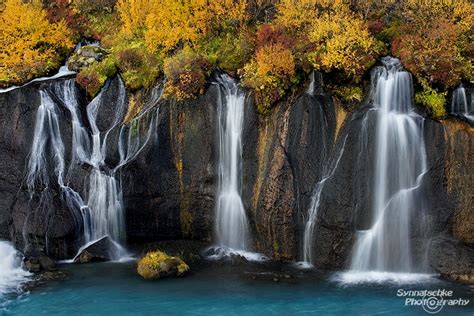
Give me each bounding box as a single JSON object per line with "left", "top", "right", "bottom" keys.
{"left": 429, "top": 236, "right": 474, "bottom": 284}
{"left": 24, "top": 254, "right": 56, "bottom": 273}
{"left": 244, "top": 91, "right": 336, "bottom": 261}
{"left": 123, "top": 85, "right": 218, "bottom": 243}
{"left": 73, "top": 236, "right": 115, "bottom": 263}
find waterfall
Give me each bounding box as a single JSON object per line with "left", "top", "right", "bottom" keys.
{"left": 0, "top": 241, "right": 30, "bottom": 297}
{"left": 214, "top": 74, "right": 249, "bottom": 251}
{"left": 26, "top": 77, "right": 159, "bottom": 260}
{"left": 450, "top": 85, "right": 474, "bottom": 124}
{"left": 300, "top": 137, "right": 347, "bottom": 267}
{"left": 338, "top": 57, "right": 431, "bottom": 283}
{"left": 307, "top": 71, "right": 315, "bottom": 95}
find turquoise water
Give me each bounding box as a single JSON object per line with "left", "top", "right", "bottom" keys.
{"left": 1, "top": 262, "right": 473, "bottom": 315}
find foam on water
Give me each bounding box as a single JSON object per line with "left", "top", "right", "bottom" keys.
{"left": 206, "top": 246, "right": 269, "bottom": 262}
{"left": 332, "top": 271, "right": 438, "bottom": 286}
{"left": 0, "top": 242, "right": 30, "bottom": 297}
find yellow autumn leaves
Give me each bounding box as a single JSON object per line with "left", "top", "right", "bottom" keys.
{"left": 117, "top": 0, "right": 247, "bottom": 53}
{"left": 0, "top": 0, "right": 73, "bottom": 87}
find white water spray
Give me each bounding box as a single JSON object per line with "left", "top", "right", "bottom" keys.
{"left": 214, "top": 74, "right": 249, "bottom": 251}
{"left": 450, "top": 85, "right": 474, "bottom": 123}
{"left": 341, "top": 57, "right": 430, "bottom": 282}
{"left": 0, "top": 241, "right": 30, "bottom": 297}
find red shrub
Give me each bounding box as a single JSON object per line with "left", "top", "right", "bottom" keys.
{"left": 256, "top": 24, "right": 294, "bottom": 49}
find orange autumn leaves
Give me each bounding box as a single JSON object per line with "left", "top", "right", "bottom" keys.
{"left": 0, "top": 0, "right": 73, "bottom": 87}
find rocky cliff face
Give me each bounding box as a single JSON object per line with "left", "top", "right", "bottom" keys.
{"left": 0, "top": 77, "right": 82, "bottom": 258}
{"left": 0, "top": 74, "right": 472, "bottom": 278}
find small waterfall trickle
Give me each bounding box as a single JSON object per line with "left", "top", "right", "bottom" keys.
{"left": 450, "top": 85, "right": 474, "bottom": 124}
{"left": 214, "top": 74, "right": 249, "bottom": 251}
{"left": 307, "top": 72, "right": 315, "bottom": 95}
{"left": 300, "top": 137, "right": 347, "bottom": 267}
{"left": 0, "top": 241, "right": 30, "bottom": 297}
{"left": 26, "top": 77, "right": 159, "bottom": 261}
{"left": 339, "top": 57, "right": 431, "bottom": 283}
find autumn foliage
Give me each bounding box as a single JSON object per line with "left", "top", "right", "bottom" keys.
{"left": 163, "top": 47, "right": 212, "bottom": 100}
{"left": 0, "top": 0, "right": 472, "bottom": 118}
{"left": 0, "top": 0, "right": 73, "bottom": 87}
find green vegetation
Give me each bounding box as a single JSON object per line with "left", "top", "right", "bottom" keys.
{"left": 76, "top": 56, "right": 116, "bottom": 97}
{"left": 1, "top": 0, "right": 473, "bottom": 117}
{"left": 163, "top": 47, "right": 212, "bottom": 101}
{"left": 415, "top": 87, "right": 447, "bottom": 119}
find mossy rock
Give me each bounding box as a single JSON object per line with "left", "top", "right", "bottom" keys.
{"left": 67, "top": 45, "right": 108, "bottom": 72}
{"left": 137, "top": 251, "right": 190, "bottom": 280}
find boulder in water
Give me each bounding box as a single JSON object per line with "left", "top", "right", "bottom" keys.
{"left": 73, "top": 236, "right": 115, "bottom": 264}
{"left": 137, "top": 251, "right": 189, "bottom": 280}
{"left": 428, "top": 236, "right": 474, "bottom": 284}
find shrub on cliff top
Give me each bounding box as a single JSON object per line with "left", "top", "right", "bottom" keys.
{"left": 242, "top": 42, "right": 296, "bottom": 115}
{"left": 306, "top": 6, "right": 380, "bottom": 79}
{"left": 415, "top": 86, "right": 447, "bottom": 119}
{"left": 115, "top": 44, "right": 161, "bottom": 91}
{"left": 163, "top": 47, "right": 212, "bottom": 100}
{"left": 0, "top": 0, "right": 74, "bottom": 87}
{"left": 76, "top": 56, "right": 117, "bottom": 97}
{"left": 392, "top": 17, "right": 472, "bottom": 90}
{"left": 116, "top": 0, "right": 247, "bottom": 53}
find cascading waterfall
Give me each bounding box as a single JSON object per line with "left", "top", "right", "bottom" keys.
{"left": 450, "top": 85, "right": 474, "bottom": 123}
{"left": 81, "top": 79, "right": 128, "bottom": 251}
{"left": 26, "top": 77, "right": 159, "bottom": 260}
{"left": 214, "top": 74, "right": 250, "bottom": 252}
{"left": 0, "top": 241, "right": 30, "bottom": 297}
{"left": 340, "top": 57, "right": 431, "bottom": 283}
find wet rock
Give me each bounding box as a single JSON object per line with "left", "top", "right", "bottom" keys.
{"left": 67, "top": 45, "right": 108, "bottom": 72}
{"left": 123, "top": 86, "right": 218, "bottom": 243}
{"left": 137, "top": 251, "right": 190, "bottom": 280}
{"left": 24, "top": 270, "right": 67, "bottom": 292}
{"left": 38, "top": 255, "right": 56, "bottom": 271}
{"left": 24, "top": 254, "right": 56, "bottom": 272}
{"left": 244, "top": 91, "right": 336, "bottom": 261}
{"left": 428, "top": 236, "right": 474, "bottom": 284}
{"left": 24, "top": 258, "right": 41, "bottom": 273}
{"left": 73, "top": 236, "right": 115, "bottom": 264}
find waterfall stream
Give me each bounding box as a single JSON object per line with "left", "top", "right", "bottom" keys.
{"left": 26, "top": 77, "right": 159, "bottom": 261}
{"left": 300, "top": 137, "right": 347, "bottom": 267}
{"left": 338, "top": 57, "right": 432, "bottom": 283}
{"left": 450, "top": 85, "right": 474, "bottom": 124}
{"left": 214, "top": 74, "right": 249, "bottom": 251}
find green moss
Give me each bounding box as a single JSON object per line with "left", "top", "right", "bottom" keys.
{"left": 377, "top": 20, "right": 403, "bottom": 44}
{"left": 113, "top": 41, "right": 162, "bottom": 91}
{"left": 76, "top": 56, "right": 117, "bottom": 97}
{"left": 332, "top": 85, "right": 363, "bottom": 103}
{"left": 199, "top": 30, "right": 255, "bottom": 75}
{"left": 415, "top": 87, "right": 447, "bottom": 119}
